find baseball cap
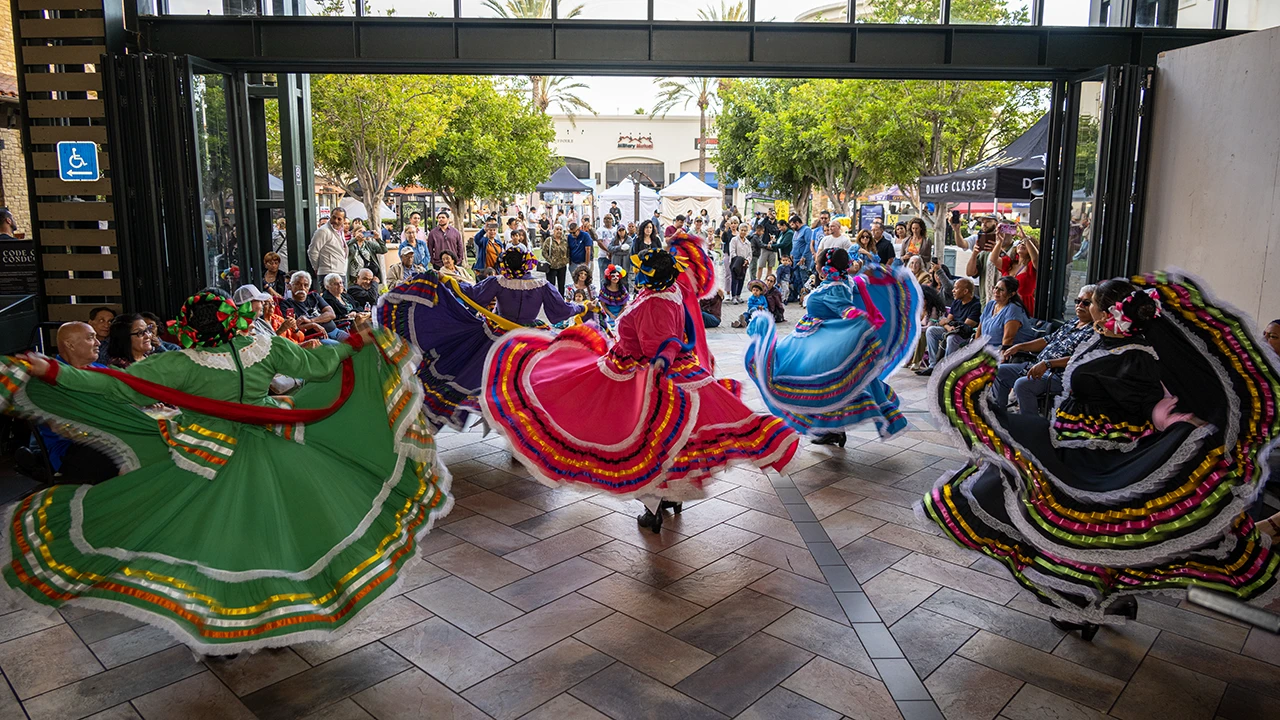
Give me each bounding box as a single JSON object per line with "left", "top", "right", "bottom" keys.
{"left": 232, "top": 284, "right": 271, "bottom": 305}
{"left": 399, "top": 245, "right": 417, "bottom": 256}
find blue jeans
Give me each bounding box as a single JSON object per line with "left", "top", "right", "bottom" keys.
{"left": 995, "top": 362, "right": 1063, "bottom": 415}
{"left": 327, "top": 328, "right": 349, "bottom": 342}
{"left": 788, "top": 267, "right": 810, "bottom": 302}
{"left": 702, "top": 311, "right": 721, "bottom": 328}
{"left": 925, "top": 325, "right": 968, "bottom": 368}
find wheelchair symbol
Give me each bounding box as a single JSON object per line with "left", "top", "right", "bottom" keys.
{"left": 58, "top": 141, "right": 99, "bottom": 181}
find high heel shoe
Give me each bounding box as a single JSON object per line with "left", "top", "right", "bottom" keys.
{"left": 1051, "top": 618, "right": 1100, "bottom": 642}
{"left": 811, "top": 432, "right": 847, "bottom": 447}
{"left": 637, "top": 508, "right": 664, "bottom": 534}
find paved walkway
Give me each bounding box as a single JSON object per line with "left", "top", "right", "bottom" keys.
{"left": 0, "top": 326, "right": 1275, "bottom": 720}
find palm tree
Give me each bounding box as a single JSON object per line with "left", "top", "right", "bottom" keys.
{"left": 529, "top": 76, "right": 595, "bottom": 124}
{"left": 697, "top": 0, "right": 746, "bottom": 21}
{"left": 483, "top": 0, "right": 582, "bottom": 18}
{"left": 651, "top": 77, "right": 719, "bottom": 183}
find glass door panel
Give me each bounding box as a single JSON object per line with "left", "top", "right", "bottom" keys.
{"left": 1061, "top": 79, "right": 1103, "bottom": 318}
{"left": 191, "top": 72, "right": 243, "bottom": 292}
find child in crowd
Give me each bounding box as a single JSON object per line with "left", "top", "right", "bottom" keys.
{"left": 731, "top": 280, "right": 769, "bottom": 328}
{"left": 598, "top": 265, "right": 629, "bottom": 326}
{"left": 776, "top": 255, "right": 794, "bottom": 301}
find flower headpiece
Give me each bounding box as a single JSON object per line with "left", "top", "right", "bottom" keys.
{"left": 604, "top": 264, "right": 627, "bottom": 279}
{"left": 167, "top": 291, "right": 252, "bottom": 349}
{"left": 500, "top": 244, "right": 538, "bottom": 279}
{"left": 1104, "top": 288, "right": 1162, "bottom": 337}
{"left": 630, "top": 248, "right": 687, "bottom": 291}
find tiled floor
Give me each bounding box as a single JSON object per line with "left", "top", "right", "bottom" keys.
{"left": 1, "top": 325, "right": 1278, "bottom": 720}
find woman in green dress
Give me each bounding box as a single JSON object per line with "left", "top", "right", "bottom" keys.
{"left": 0, "top": 291, "right": 453, "bottom": 655}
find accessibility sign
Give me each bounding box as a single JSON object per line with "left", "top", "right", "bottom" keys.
{"left": 57, "top": 141, "right": 100, "bottom": 182}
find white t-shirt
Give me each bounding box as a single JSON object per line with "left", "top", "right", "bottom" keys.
{"left": 818, "top": 235, "right": 853, "bottom": 252}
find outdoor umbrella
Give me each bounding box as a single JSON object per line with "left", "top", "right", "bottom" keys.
{"left": 536, "top": 166, "right": 593, "bottom": 194}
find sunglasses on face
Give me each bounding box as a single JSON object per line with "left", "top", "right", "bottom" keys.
{"left": 1075, "top": 298, "right": 1091, "bottom": 307}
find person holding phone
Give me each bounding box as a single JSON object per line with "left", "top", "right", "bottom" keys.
{"left": 964, "top": 214, "right": 1015, "bottom": 306}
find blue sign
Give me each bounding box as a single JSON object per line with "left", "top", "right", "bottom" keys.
{"left": 858, "top": 203, "right": 885, "bottom": 231}
{"left": 57, "top": 141, "right": 99, "bottom": 182}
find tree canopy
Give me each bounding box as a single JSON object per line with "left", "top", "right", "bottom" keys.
{"left": 399, "top": 76, "right": 558, "bottom": 221}
{"left": 310, "top": 74, "right": 450, "bottom": 226}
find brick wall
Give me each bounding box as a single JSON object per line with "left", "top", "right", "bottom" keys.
{"left": 0, "top": 0, "right": 30, "bottom": 231}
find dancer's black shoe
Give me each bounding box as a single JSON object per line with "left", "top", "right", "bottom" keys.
{"left": 1051, "top": 618, "right": 1100, "bottom": 642}
{"left": 1105, "top": 596, "right": 1139, "bottom": 620}
{"left": 638, "top": 509, "right": 664, "bottom": 533}
{"left": 811, "top": 432, "right": 846, "bottom": 447}
{"left": 658, "top": 500, "right": 683, "bottom": 514}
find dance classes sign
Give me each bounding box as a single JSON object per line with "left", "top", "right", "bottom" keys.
{"left": 918, "top": 113, "right": 1049, "bottom": 204}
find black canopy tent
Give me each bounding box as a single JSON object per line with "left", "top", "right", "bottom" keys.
{"left": 918, "top": 114, "right": 1050, "bottom": 203}
{"left": 536, "top": 165, "right": 593, "bottom": 194}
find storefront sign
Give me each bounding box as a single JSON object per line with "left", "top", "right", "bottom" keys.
{"left": 617, "top": 134, "right": 654, "bottom": 150}
{"left": 0, "top": 239, "right": 38, "bottom": 295}
{"left": 694, "top": 137, "right": 718, "bottom": 149}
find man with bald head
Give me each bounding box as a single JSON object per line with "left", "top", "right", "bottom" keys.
{"left": 29, "top": 322, "right": 116, "bottom": 482}
{"left": 56, "top": 322, "right": 103, "bottom": 369}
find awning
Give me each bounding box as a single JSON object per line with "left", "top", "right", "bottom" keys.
{"left": 677, "top": 171, "right": 737, "bottom": 189}
{"left": 536, "top": 165, "right": 593, "bottom": 193}
{"left": 918, "top": 114, "right": 1049, "bottom": 203}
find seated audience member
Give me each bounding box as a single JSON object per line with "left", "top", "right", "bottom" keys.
{"left": 28, "top": 322, "right": 117, "bottom": 483}
{"left": 262, "top": 251, "right": 288, "bottom": 298}
{"left": 348, "top": 268, "right": 381, "bottom": 310}
{"left": 139, "top": 312, "right": 181, "bottom": 352}
{"left": 1264, "top": 319, "right": 1280, "bottom": 356}
{"left": 89, "top": 306, "right": 115, "bottom": 364}
{"left": 917, "top": 277, "right": 980, "bottom": 376}
{"left": 980, "top": 275, "right": 1035, "bottom": 349}
{"left": 764, "top": 274, "right": 785, "bottom": 323}
{"left": 439, "top": 250, "right": 475, "bottom": 282}
{"left": 387, "top": 245, "right": 424, "bottom": 286}
{"left": 731, "top": 279, "right": 769, "bottom": 329}
{"left": 993, "top": 284, "right": 1097, "bottom": 414}
{"left": 105, "top": 313, "right": 155, "bottom": 370}
{"left": 700, "top": 289, "right": 724, "bottom": 328}
{"left": 321, "top": 273, "right": 371, "bottom": 331}
{"left": 277, "top": 271, "right": 346, "bottom": 343}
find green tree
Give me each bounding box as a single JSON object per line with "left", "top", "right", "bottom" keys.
{"left": 651, "top": 77, "right": 718, "bottom": 183}
{"left": 483, "top": 0, "right": 580, "bottom": 17}
{"left": 864, "top": 0, "right": 1027, "bottom": 24}
{"left": 310, "top": 74, "right": 450, "bottom": 226}
{"left": 714, "top": 78, "right": 811, "bottom": 210}
{"left": 399, "top": 76, "right": 558, "bottom": 222}
{"left": 527, "top": 76, "right": 595, "bottom": 123}
{"left": 1073, "top": 115, "right": 1100, "bottom": 193}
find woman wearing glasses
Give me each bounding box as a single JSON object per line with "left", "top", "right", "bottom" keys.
{"left": 104, "top": 314, "right": 155, "bottom": 370}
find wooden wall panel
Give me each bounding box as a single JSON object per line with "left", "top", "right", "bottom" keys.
{"left": 16, "top": 0, "right": 120, "bottom": 332}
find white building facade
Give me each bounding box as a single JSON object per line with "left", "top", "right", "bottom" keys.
{"left": 550, "top": 114, "right": 736, "bottom": 208}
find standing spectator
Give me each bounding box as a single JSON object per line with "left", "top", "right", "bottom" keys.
{"left": 427, "top": 210, "right": 464, "bottom": 269}
{"left": 728, "top": 223, "right": 752, "bottom": 303}
{"left": 1000, "top": 231, "right": 1038, "bottom": 315}
{"left": 609, "top": 201, "right": 622, "bottom": 224}
{"left": 634, "top": 219, "right": 663, "bottom": 255}
{"left": 386, "top": 245, "right": 424, "bottom": 286}
{"left": 541, "top": 224, "right": 571, "bottom": 295}
{"left": 994, "top": 284, "right": 1096, "bottom": 414}
{"left": 809, "top": 210, "right": 831, "bottom": 258}
{"left": 748, "top": 224, "right": 767, "bottom": 281}
{"left": 504, "top": 216, "right": 519, "bottom": 245}
{"left": 787, "top": 215, "right": 813, "bottom": 303}
{"left": 917, "top": 277, "right": 980, "bottom": 376}
{"left": 270, "top": 217, "right": 289, "bottom": 270}
{"left": 538, "top": 214, "right": 551, "bottom": 242}
{"left": 347, "top": 223, "right": 386, "bottom": 285}
{"left": 348, "top": 268, "right": 381, "bottom": 310}
{"left": 104, "top": 314, "right": 153, "bottom": 370}
{"left": 870, "top": 218, "right": 894, "bottom": 264}
{"left": 964, "top": 216, "right": 1016, "bottom": 306}
{"left": 88, "top": 306, "right": 115, "bottom": 364}
{"left": 594, "top": 214, "right": 617, "bottom": 286}
{"left": 401, "top": 211, "right": 430, "bottom": 267}
{"left": 818, "top": 222, "right": 853, "bottom": 261}
{"left": 606, "top": 222, "right": 632, "bottom": 279}
{"left": 380, "top": 219, "right": 395, "bottom": 242}
{"left": 720, "top": 216, "right": 740, "bottom": 293}
{"left": 307, "top": 206, "right": 347, "bottom": 279}
{"left": 567, "top": 220, "right": 593, "bottom": 270}
{"left": 664, "top": 214, "right": 688, "bottom": 239}
{"left": 476, "top": 222, "right": 503, "bottom": 271}
{"left": 650, "top": 209, "right": 663, "bottom": 237}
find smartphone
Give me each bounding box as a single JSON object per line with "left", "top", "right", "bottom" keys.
{"left": 976, "top": 232, "right": 997, "bottom": 252}
{"left": 997, "top": 223, "right": 1017, "bottom": 235}
{"left": 950, "top": 210, "right": 961, "bottom": 224}
{"left": 286, "top": 307, "right": 296, "bottom": 318}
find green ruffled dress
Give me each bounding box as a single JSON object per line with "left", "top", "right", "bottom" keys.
{"left": 0, "top": 329, "right": 452, "bottom": 654}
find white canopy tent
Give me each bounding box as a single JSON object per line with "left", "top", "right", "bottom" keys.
{"left": 598, "top": 178, "right": 660, "bottom": 225}
{"left": 659, "top": 174, "right": 720, "bottom": 223}
{"left": 338, "top": 196, "right": 396, "bottom": 222}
